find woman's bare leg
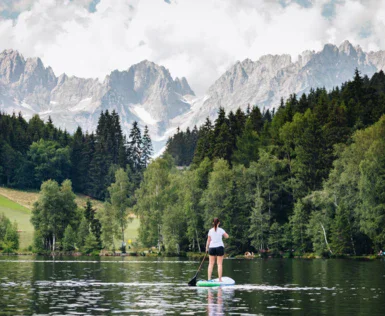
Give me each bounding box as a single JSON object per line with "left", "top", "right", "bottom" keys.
{"left": 208, "top": 255, "right": 215, "bottom": 280}
{"left": 217, "top": 255, "right": 224, "bottom": 282}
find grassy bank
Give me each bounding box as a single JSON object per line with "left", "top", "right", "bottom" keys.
{"left": 0, "top": 187, "right": 105, "bottom": 210}
{"left": 0, "top": 194, "right": 33, "bottom": 249}
{"left": 0, "top": 187, "right": 139, "bottom": 250}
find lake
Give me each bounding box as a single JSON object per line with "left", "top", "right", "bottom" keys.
{"left": 0, "top": 256, "right": 384, "bottom": 315}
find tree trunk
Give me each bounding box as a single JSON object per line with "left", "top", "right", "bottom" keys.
{"left": 320, "top": 223, "right": 332, "bottom": 254}
{"left": 122, "top": 226, "right": 125, "bottom": 253}
{"left": 196, "top": 229, "right": 201, "bottom": 253}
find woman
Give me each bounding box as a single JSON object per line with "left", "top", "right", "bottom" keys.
{"left": 206, "top": 218, "right": 229, "bottom": 282}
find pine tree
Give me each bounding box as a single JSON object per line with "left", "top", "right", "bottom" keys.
{"left": 88, "top": 140, "right": 108, "bottom": 199}
{"left": 330, "top": 205, "right": 354, "bottom": 255}
{"left": 83, "top": 232, "right": 99, "bottom": 254}
{"left": 83, "top": 199, "right": 101, "bottom": 248}
{"left": 70, "top": 126, "right": 84, "bottom": 192}
{"left": 128, "top": 121, "right": 143, "bottom": 172}
{"left": 249, "top": 106, "right": 264, "bottom": 132}
{"left": 193, "top": 118, "right": 213, "bottom": 165}
{"left": 81, "top": 132, "right": 95, "bottom": 195}
{"left": 189, "top": 125, "right": 199, "bottom": 163}
{"left": 45, "top": 116, "right": 54, "bottom": 140}
{"left": 298, "top": 93, "right": 309, "bottom": 113}
{"left": 212, "top": 122, "right": 233, "bottom": 162}
{"left": 111, "top": 110, "right": 126, "bottom": 166}
{"left": 223, "top": 180, "right": 248, "bottom": 253}
{"left": 232, "top": 118, "right": 259, "bottom": 167}
{"left": 77, "top": 217, "right": 89, "bottom": 250}
{"left": 313, "top": 90, "right": 330, "bottom": 126}
{"left": 141, "top": 125, "right": 153, "bottom": 168}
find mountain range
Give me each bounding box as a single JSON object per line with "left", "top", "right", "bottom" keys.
{"left": 1, "top": 40, "right": 384, "bottom": 153}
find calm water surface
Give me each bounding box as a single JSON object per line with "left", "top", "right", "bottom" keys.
{"left": 0, "top": 256, "right": 385, "bottom": 315}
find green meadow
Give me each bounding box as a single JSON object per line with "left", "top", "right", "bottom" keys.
{"left": 0, "top": 189, "right": 139, "bottom": 250}
{"left": 0, "top": 194, "right": 33, "bottom": 250}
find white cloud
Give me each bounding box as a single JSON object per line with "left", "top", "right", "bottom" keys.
{"left": 0, "top": 0, "right": 384, "bottom": 95}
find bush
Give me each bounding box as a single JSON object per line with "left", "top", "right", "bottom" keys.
{"left": 83, "top": 232, "right": 99, "bottom": 254}
{"left": 0, "top": 215, "right": 19, "bottom": 252}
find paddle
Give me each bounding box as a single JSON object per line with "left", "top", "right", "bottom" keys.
{"left": 188, "top": 251, "right": 207, "bottom": 286}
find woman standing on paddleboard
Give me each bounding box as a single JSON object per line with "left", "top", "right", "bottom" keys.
{"left": 206, "top": 218, "right": 229, "bottom": 282}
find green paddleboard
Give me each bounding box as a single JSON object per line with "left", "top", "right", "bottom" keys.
{"left": 196, "top": 277, "right": 235, "bottom": 287}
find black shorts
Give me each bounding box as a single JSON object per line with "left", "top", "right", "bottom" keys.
{"left": 209, "top": 246, "right": 224, "bottom": 256}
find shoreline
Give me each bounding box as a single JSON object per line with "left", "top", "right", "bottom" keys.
{"left": 0, "top": 251, "right": 383, "bottom": 260}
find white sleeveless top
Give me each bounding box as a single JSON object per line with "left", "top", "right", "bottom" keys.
{"left": 208, "top": 227, "right": 226, "bottom": 248}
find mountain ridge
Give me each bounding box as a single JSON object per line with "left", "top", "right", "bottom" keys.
{"left": 0, "top": 51, "right": 195, "bottom": 152}
{"left": 168, "top": 40, "right": 385, "bottom": 138}
{"left": 1, "top": 41, "right": 385, "bottom": 154}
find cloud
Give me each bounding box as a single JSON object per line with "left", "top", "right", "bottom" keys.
{"left": 0, "top": 0, "right": 383, "bottom": 95}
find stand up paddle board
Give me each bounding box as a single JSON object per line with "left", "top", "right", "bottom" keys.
{"left": 197, "top": 277, "right": 235, "bottom": 287}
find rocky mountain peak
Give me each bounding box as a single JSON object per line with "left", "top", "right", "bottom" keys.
{"left": 338, "top": 40, "right": 356, "bottom": 56}
{"left": 0, "top": 51, "right": 195, "bottom": 153}
{"left": 2, "top": 41, "right": 385, "bottom": 156}
{"left": 0, "top": 49, "right": 26, "bottom": 84}
{"left": 171, "top": 41, "right": 385, "bottom": 142}
{"left": 174, "top": 77, "right": 195, "bottom": 96}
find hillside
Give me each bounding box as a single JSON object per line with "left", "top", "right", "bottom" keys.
{"left": 0, "top": 187, "right": 105, "bottom": 210}
{"left": 0, "top": 194, "right": 33, "bottom": 249}
{"left": 0, "top": 188, "right": 139, "bottom": 250}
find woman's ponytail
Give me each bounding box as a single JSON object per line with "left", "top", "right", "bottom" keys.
{"left": 213, "top": 218, "right": 220, "bottom": 232}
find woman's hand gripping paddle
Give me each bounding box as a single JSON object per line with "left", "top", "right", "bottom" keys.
{"left": 188, "top": 251, "right": 207, "bottom": 286}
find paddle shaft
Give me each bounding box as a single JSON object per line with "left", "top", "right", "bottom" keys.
{"left": 197, "top": 251, "right": 207, "bottom": 274}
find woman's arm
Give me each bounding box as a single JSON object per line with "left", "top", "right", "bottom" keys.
{"left": 223, "top": 232, "right": 229, "bottom": 239}
{"left": 206, "top": 236, "right": 211, "bottom": 252}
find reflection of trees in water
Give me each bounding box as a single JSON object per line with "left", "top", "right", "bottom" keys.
{"left": 28, "top": 257, "right": 190, "bottom": 314}
{"left": 0, "top": 259, "right": 33, "bottom": 313}
{"left": 30, "top": 257, "right": 119, "bottom": 314}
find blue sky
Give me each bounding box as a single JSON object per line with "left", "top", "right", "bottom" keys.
{"left": 0, "top": 0, "right": 382, "bottom": 95}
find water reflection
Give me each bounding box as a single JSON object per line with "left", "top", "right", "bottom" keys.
{"left": 207, "top": 287, "right": 224, "bottom": 315}
{"left": 196, "top": 286, "right": 235, "bottom": 315}
{"left": 1, "top": 257, "right": 385, "bottom": 315}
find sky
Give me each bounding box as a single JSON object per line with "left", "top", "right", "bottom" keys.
{"left": 0, "top": 0, "right": 383, "bottom": 95}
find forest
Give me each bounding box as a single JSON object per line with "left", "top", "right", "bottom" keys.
{"left": 1, "top": 69, "right": 385, "bottom": 256}
{"left": 158, "top": 69, "right": 385, "bottom": 256}
{"left": 0, "top": 110, "right": 152, "bottom": 253}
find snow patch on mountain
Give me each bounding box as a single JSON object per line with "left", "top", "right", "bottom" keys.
{"left": 171, "top": 41, "right": 385, "bottom": 133}
{"left": 69, "top": 98, "right": 94, "bottom": 112}
{"left": 0, "top": 51, "right": 195, "bottom": 153}
{"left": 130, "top": 105, "right": 159, "bottom": 125}
{"left": 1, "top": 41, "right": 385, "bottom": 156}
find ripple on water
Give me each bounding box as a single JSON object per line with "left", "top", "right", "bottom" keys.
{"left": 2, "top": 258, "right": 385, "bottom": 315}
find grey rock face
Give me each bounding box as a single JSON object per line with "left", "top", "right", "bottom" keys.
{"left": 0, "top": 52, "right": 194, "bottom": 153}
{"left": 1, "top": 41, "right": 385, "bottom": 155}
{"left": 175, "top": 41, "right": 383, "bottom": 133}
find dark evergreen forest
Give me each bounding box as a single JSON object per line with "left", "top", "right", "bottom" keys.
{"left": 0, "top": 110, "right": 152, "bottom": 199}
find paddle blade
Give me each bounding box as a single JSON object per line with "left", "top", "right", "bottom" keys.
{"left": 188, "top": 274, "right": 197, "bottom": 286}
